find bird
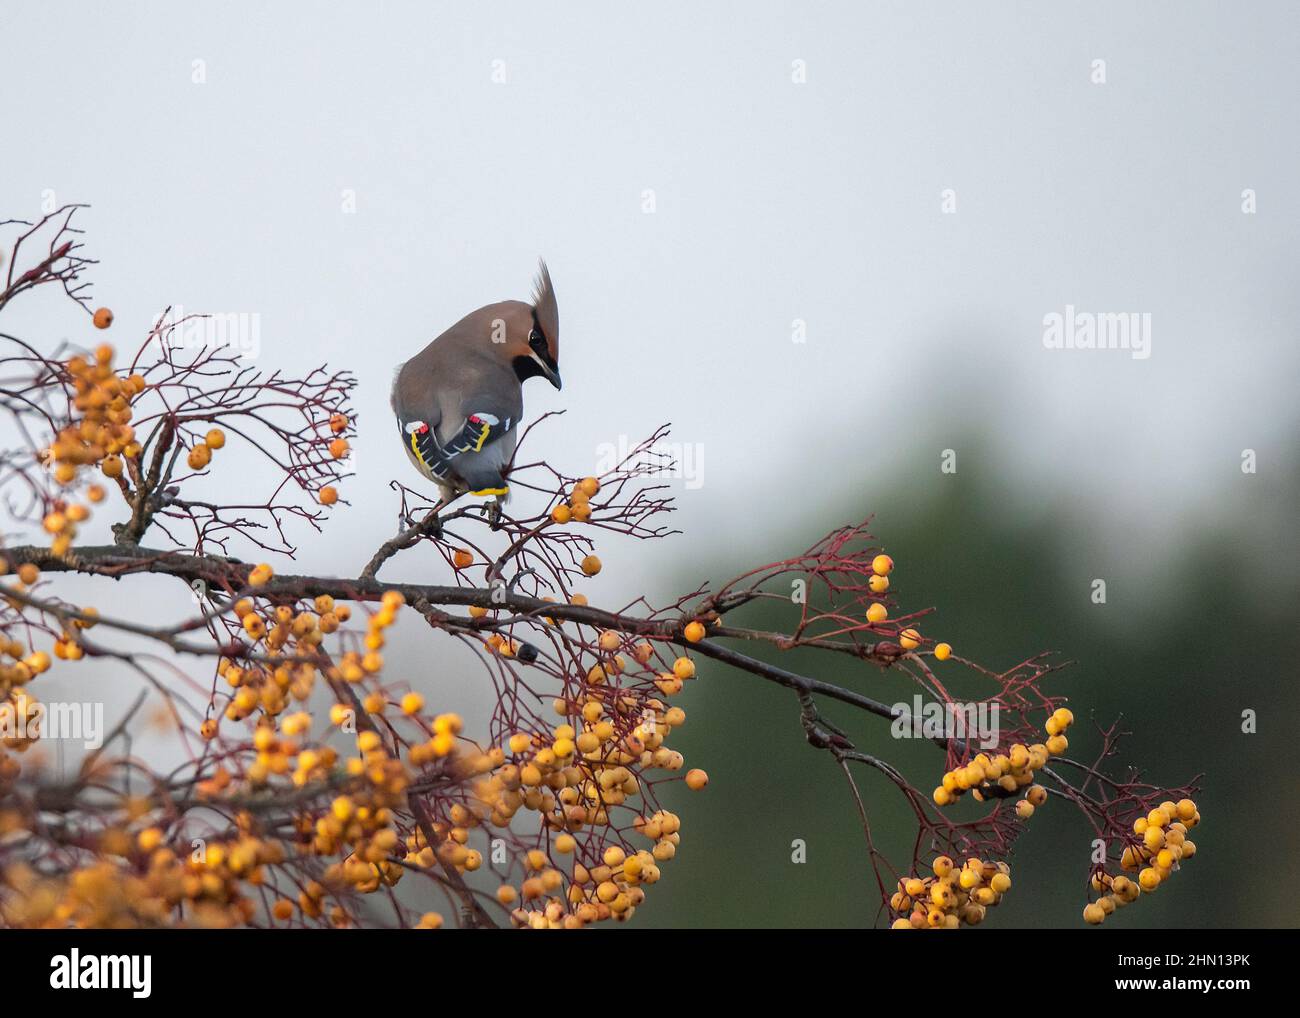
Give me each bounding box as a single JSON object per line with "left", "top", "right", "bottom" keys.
{"left": 390, "top": 261, "right": 560, "bottom": 511}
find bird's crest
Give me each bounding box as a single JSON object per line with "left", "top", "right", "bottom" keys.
{"left": 530, "top": 259, "right": 559, "bottom": 361}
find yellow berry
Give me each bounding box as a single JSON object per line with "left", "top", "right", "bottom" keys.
{"left": 871, "top": 554, "right": 894, "bottom": 576}
{"left": 400, "top": 692, "right": 424, "bottom": 715}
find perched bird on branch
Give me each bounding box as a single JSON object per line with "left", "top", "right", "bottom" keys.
{"left": 391, "top": 261, "right": 560, "bottom": 507}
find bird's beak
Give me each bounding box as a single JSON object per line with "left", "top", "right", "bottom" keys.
{"left": 530, "top": 350, "right": 562, "bottom": 391}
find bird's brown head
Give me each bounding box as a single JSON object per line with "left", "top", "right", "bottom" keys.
{"left": 510, "top": 260, "right": 560, "bottom": 390}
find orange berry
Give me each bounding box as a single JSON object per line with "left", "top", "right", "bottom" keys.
{"left": 329, "top": 413, "right": 348, "bottom": 434}
{"left": 328, "top": 438, "right": 349, "bottom": 459}
{"left": 204, "top": 428, "right": 226, "bottom": 450}
{"left": 101, "top": 455, "right": 123, "bottom": 478}
{"left": 933, "top": 642, "right": 952, "bottom": 661}
{"left": 685, "top": 769, "right": 708, "bottom": 790}
{"left": 683, "top": 621, "right": 706, "bottom": 643}
{"left": 871, "top": 554, "right": 894, "bottom": 576}
{"left": 550, "top": 504, "right": 571, "bottom": 524}
{"left": 580, "top": 555, "right": 602, "bottom": 576}
{"left": 17, "top": 563, "right": 39, "bottom": 585}
{"left": 92, "top": 307, "right": 114, "bottom": 329}
{"left": 319, "top": 486, "right": 338, "bottom": 505}
{"left": 672, "top": 657, "right": 696, "bottom": 680}
{"left": 452, "top": 549, "right": 474, "bottom": 570}
{"left": 865, "top": 603, "right": 888, "bottom": 624}
{"left": 868, "top": 574, "right": 890, "bottom": 594}
{"left": 577, "top": 477, "right": 600, "bottom": 498}
{"left": 899, "top": 628, "right": 921, "bottom": 650}
{"left": 187, "top": 445, "right": 211, "bottom": 470}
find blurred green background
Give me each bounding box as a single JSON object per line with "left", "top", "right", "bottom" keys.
{"left": 638, "top": 430, "right": 1299, "bottom": 929}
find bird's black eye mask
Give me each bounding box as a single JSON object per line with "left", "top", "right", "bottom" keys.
{"left": 516, "top": 313, "right": 561, "bottom": 389}
{"left": 513, "top": 352, "right": 550, "bottom": 382}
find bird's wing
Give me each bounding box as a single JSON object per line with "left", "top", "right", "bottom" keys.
{"left": 440, "top": 388, "right": 521, "bottom": 496}
{"left": 392, "top": 368, "right": 448, "bottom": 482}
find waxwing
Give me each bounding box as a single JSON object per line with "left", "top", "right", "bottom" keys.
{"left": 391, "top": 262, "right": 560, "bottom": 504}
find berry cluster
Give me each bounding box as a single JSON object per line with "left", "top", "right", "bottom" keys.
{"left": 1085, "top": 798, "right": 1201, "bottom": 924}
{"left": 932, "top": 707, "right": 1073, "bottom": 810}
{"left": 185, "top": 427, "right": 225, "bottom": 471}
{"left": 890, "top": 855, "right": 1013, "bottom": 929}
{"left": 549, "top": 475, "right": 600, "bottom": 524}
{"left": 38, "top": 340, "right": 137, "bottom": 554}
{"left": 469, "top": 681, "right": 702, "bottom": 929}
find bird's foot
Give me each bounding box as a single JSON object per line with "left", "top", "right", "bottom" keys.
{"left": 420, "top": 508, "right": 444, "bottom": 539}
